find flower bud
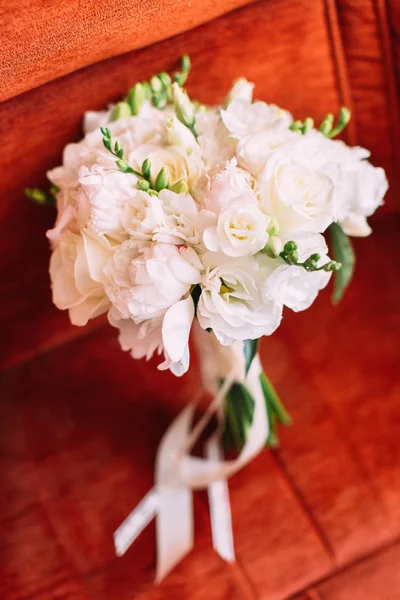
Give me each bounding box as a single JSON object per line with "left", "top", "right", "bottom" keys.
{"left": 283, "top": 241, "right": 297, "bottom": 254}
{"left": 171, "top": 82, "right": 195, "bottom": 128}
{"left": 150, "top": 75, "right": 163, "bottom": 94}
{"left": 110, "top": 102, "right": 132, "bottom": 122}
{"left": 166, "top": 116, "right": 197, "bottom": 150}
{"left": 224, "top": 77, "right": 254, "bottom": 106}
{"left": 287, "top": 250, "right": 299, "bottom": 264}
{"left": 137, "top": 179, "right": 151, "bottom": 191}
{"left": 128, "top": 83, "right": 145, "bottom": 115}
{"left": 268, "top": 236, "right": 283, "bottom": 257}
{"left": 155, "top": 167, "right": 169, "bottom": 192}
{"left": 171, "top": 179, "right": 189, "bottom": 194}
{"left": 157, "top": 71, "right": 172, "bottom": 88}
{"left": 141, "top": 158, "right": 151, "bottom": 180}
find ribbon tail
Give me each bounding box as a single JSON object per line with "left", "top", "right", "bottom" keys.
{"left": 205, "top": 436, "right": 235, "bottom": 563}
{"left": 113, "top": 488, "right": 158, "bottom": 557}
{"left": 155, "top": 403, "right": 196, "bottom": 582}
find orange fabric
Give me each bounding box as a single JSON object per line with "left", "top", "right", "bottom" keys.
{"left": 0, "top": 0, "right": 253, "bottom": 102}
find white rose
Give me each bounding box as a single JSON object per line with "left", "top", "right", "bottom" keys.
{"left": 197, "top": 253, "right": 282, "bottom": 344}
{"left": 203, "top": 197, "right": 270, "bottom": 257}
{"left": 49, "top": 230, "right": 112, "bottom": 326}
{"left": 104, "top": 242, "right": 202, "bottom": 322}
{"left": 221, "top": 98, "right": 293, "bottom": 140}
{"left": 258, "top": 133, "right": 337, "bottom": 234}
{"left": 264, "top": 233, "right": 331, "bottom": 312}
{"left": 327, "top": 140, "right": 388, "bottom": 236}
{"left": 236, "top": 126, "right": 297, "bottom": 176}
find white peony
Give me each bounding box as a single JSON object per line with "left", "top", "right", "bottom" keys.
{"left": 104, "top": 241, "right": 202, "bottom": 322}
{"left": 264, "top": 232, "right": 331, "bottom": 312}
{"left": 108, "top": 294, "right": 194, "bottom": 376}
{"left": 202, "top": 159, "right": 256, "bottom": 214}
{"left": 49, "top": 230, "right": 112, "bottom": 326}
{"left": 197, "top": 253, "right": 282, "bottom": 345}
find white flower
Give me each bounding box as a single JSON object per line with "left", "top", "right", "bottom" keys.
{"left": 154, "top": 189, "right": 201, "bottom": 245}
{"left": 197, "top": 253, "right": 282, "bottom": 344}
{"left": 225, "top": 78, "right": 255, "bottom": 105}
{"left": 49, "top": 230, "right": 112, "bottom": 326}
{"left": 108, "top": 294, "right": 194, "bottom": 376}
{"left": 195, "top": 109, "right": 236, "bottom": 169}
{"left": 264, "top": 233, "right": 331, "bottom": 312}
{"left": 129, "top": 144, "right": 203, "bottom": 190}
{"left": 327, "top": 140, "right": 388, "bottom": 236}
{"left": 258, "top": 133, "right": 337, "bottom": 234}
{"left": 121, "top": 190, "right": 164, "bottom": 242}
{"left": 104, "top": 242, "right": 202, "bottom": 322}
{"left": 221, "top": 98, "right": 292, "bottom": 140}
{"left": 203, "top": 197, "right": 270, "bottom": 257}
{"left": 236, "top": 126, "right": 297, "bottom": 176}
{"left": 202, "top": 159, "right": 256, "bottom": 214}
{"left": 166, "top": 115, "right": 197, "bottom": 151}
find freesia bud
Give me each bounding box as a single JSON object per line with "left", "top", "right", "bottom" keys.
{"left": 128, "top": 83, "right": 145, "bottom": 115}
{"left": 155, "top": 167, "right": 169, "bottom": 191}
{"left": 268, "top": 236, "right": 283, "bottom": 257}
{"left": 137, "top": 179, "right": 151, "bottom": 191}
{"left": 110, "top": 102, "right": 132, "bottom": 122}
{"left": 166, "top": 116, "right": 197, "bottom": 150}
{"left": 171, "top": 179, "right": 189, "bottom": 194}
{"left": 141, "top": 158, "right": 151, "bottom": 180}
{"left": 171, "top": 82, "right": 195, "bottom": 128}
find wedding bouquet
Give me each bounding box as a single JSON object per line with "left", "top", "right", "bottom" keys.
{"left": 26, "top": 55, "right": 387, "bottom": 578}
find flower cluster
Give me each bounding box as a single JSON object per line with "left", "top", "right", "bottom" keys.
{"left": 44, "top": 59, "right": 387, "bottom": 375}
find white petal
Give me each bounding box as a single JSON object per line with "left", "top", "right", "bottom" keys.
{"left": 162, "top": 296, "right": 194, "bottom": 362}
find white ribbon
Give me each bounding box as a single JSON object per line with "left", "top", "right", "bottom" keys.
{"left": 114, "top": 329, "right": 268, "bottom": 581}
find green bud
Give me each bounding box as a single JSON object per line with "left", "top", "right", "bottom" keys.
{"left": 302, "top": 117, "right": 314, "bottom": 134}
{"left": 268, "top": 218, "right": 280, "bottom": 237}
{"left": 319, "top": 113, "right": 334, "bottom": 136}
{"left": 142, "top": 158, "right": 151, "bottom": 180}
{"left": 324, "top": 261, "right": 342, "bottom": 272}
{"left": 181, "top": 54, "right": 191, "bottom": 74}
{"left": 150, "top": 75, "right": 163, "bottom": 94}
{"left": 171, "top": 179, "right": 189, "bottom": 194}
{"left": 171, "top": 82, "right": 195, "bottom": 128}
{"left": 155, "top": 167, "right": 169, "bottom": 192}
{"left": 328, "top": 107, "right": 351, "bottom": 138}
{"left": 25, "top": 187, "right": 47, "bottom": 203}
{"left": 283, "top": 241, "right": 297, "bottom": 254}
{"left": 100, "top": 126, "right": 111, "bottom": 138}
{"left": 287, "top": 250, "right": 299, "bottom": 264}
{"left": 157, "top": 72, "right": 172, "bottom": 88}
{"left": 142, "top": 81, "right": 152, "bottom": 100}
{"left": 137, "top": 179, "right": 151, "bottom": 191}
{"left": 289, "top": 120, "right": 303, "bottom": 132}
{"left": 153, "top": 91, "right": 168, "bottom": 110}
{"left": 148, "top": 189, "right": 159, "bottom": 197}
{"left": 116, "top": 159, "right": 132, "bottom": 173}
{"left": 110, "top": 101, "right": 132, "bottom": 122}
{"left": 128, "top": 83, "right": 145, "bottom": 115}
{"left": 304, "top": 258, "right": 318, "bottom": 271}
{"left": 310, "top": 253, "right": 321, "bottom": 262}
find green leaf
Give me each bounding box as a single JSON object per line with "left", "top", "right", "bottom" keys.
{"left": 243, "top": 339, "right": 259, "bottom": 375}
{"left": 329, "top": 222, "right": 356, "bottom": 304}
{"left": 260, "top": 372, "right": 292, "bottom": 426}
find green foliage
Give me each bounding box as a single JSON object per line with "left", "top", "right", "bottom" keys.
{"left": 243, "top": 339, "right": 259, "bottom": 375}
{"left": 329, "top": 222, "right": 356, "bottom": 304}
{"left": 24, "top": 187, "right": 57, "bottom": 206}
